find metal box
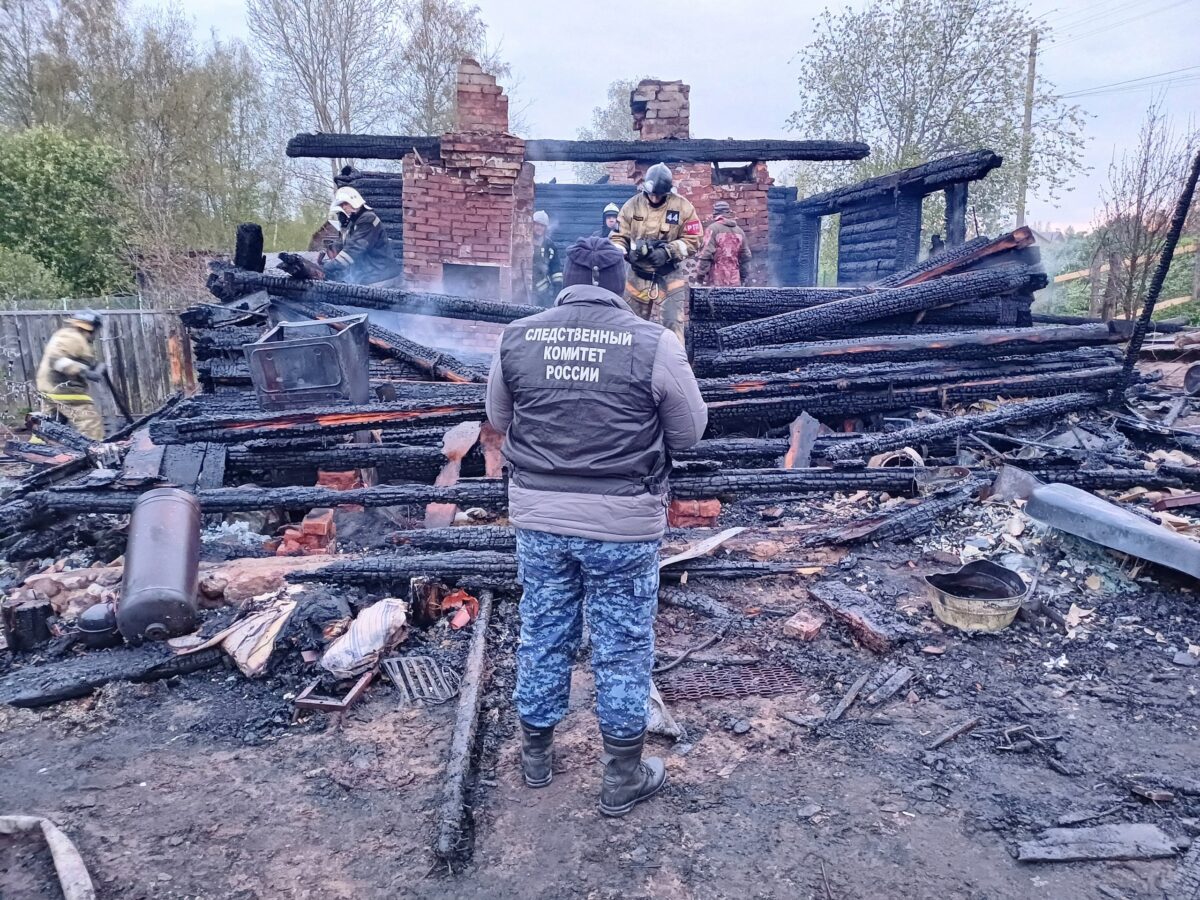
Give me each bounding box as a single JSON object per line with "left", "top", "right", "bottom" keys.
{"left": 244, "top": 314, "right": 370, "bottom": 410}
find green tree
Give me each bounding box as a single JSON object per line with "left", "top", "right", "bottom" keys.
{"left": 0, "top": 246, "right": 67, "bottom": 307}
{"left": 0, "top": 128, "right": 129, "bottom": 295}
{"left": 393, "top": 0, "right": 517, "bottom": 136}
{"left": 574, "top": 77, "right": 653, "bottom": 183}
{"left": 788, "top": 0, "right": 1086, "bottom": 231}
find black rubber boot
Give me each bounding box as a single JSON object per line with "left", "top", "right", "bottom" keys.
{"left": 520, "top": 721, "right": 554, "bottom": 788}
{"left": 599, "top": 730, "right": 666, "bottom": 817}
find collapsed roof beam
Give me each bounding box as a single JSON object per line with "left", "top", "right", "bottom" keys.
{"left": 286, "top": 133, "right": 870, "bottom": 163}
{"left": 797, "top": 150, "right": 1002, "bottom": 215}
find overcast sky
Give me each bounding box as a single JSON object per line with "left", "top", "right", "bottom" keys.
{"left": 180, "top": 0, "right": 1198, "bottom": 231}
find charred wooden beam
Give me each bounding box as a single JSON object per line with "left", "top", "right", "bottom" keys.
{"left": 392, "top": 526, "right": 516, "bottom": 553}
{"left": 219, "top": 268, "right": 539, "bottom": 325}
{"left": 525, "top": 138, "right": 870, "bottom": 163}
{"left": 279, "top": 298, "right": 488, "bottom": 383}
{"left": 717, "top": 266, "right": 1043, "bottom": 348}
{"left": 696, "top": 349, "right": 1120, "bottom": 403}
{"left": 24, "top": 481, "right": 504, "bottom": 517}
{"left": 802, "top": 478, "right": 987, "bottom": 546}
{"left": 1119, "top": 151, "right": 1200, "bottom": 391}
{"left": 824, "top": 393, "right": 1106, "bottom": 464}
{"left": 293, "top": 550, "right": 518, "bottom": 585}
{"left": 696, "top": 323, "right": 1124, "bottom": 376}
{"left": 226, "top": 444, "right": 447, "bottom": 480}
{"left": 286, "top": 132, "right": 870, "bottom": 163}
{"left": 876, "top": 228, "right": 1035, "bottom": 287}
{"left": 798, "top": 151, "right": 1002, "bottom": 216}
{"left": 28, "top": 415, "right": 96, "bottom": 453}
{"left": 672, "top": 468, "right": 920, "bottom": 499}
{"left": 190, "top": 326, "right": 265, "bottom": 360}
{"left": 150, "top": 400, "right": 485, "bottom": 444}
{"left": 234, "top": 223, "right": 265, "bottom": 273}
{"left": 706, "top": 368, "right": 1125, "bottom": 431}
{"left": 435, "top": 586, "right": 494, "bottom": 863}
{"left": 690, "top": 286, "right": 869, "bottom": 323}
{"left": 286, "top": 132, "right": 442, "bottom": 160}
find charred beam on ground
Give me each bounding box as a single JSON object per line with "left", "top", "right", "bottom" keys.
{"left": 219, "top": 268, "right": 539, "bottom": 325}
{"left": 150, "top": 401, "right": 485, "bottom": 444}
{"left": 696, "top": 324, "right": 1124, "bottom": 376}
{"left": 823, "top": 393, "right": 1107, "bottom": 464}
{"left": 717, "top": 267, "right": 1046, "bottom": 349}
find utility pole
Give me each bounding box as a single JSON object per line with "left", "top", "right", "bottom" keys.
{"left": 1016, "top": 29, "right": 1038, "bottom": 227}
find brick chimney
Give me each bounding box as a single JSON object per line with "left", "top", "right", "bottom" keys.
{"left": 630, "top": 79, "right": 691, "bottom": 141}
{"left": 401, "top": 59, "right": 534, "bottom": 302}
{"left": 607, "top": 78, "right": 773, "bottom": 285}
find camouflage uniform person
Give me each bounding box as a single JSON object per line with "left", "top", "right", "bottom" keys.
{"left": 36, "top": 310, "right": 106, "bottom": 441}
{"left": 609, "top": 163, "right": 704, "bottom": 344}
{"left": 695, "top": 201, "right": 752, "bottom": 287}
{"left": 486, "top": 236, "right": 707, "bottom": 817}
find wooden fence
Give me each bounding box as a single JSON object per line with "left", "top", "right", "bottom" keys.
{"left": 0, "top": 309, "right": 194, "bottom": 426}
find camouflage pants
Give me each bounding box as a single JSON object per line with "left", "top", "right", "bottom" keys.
{"left": 514, "top": 528, "right": 660, "bottom": 739}
{"left": 625, "top": 269, "right": 689, "bottom": 345}
{"left": 44, "top": 396, "right": 103, "bottom": 441}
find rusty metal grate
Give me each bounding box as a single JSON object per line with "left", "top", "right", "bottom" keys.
{"left": 382, "top": 655, "right": 460, "bottom": 707}
{"left": 657, "top": 664, "right": 806, "bottom": 702}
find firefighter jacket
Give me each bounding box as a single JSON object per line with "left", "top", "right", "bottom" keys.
{"left": 485, "top": 284, "right": 707, "bottom": 542}
{"left": 329, "top": 208, "right": 399, "bottom": 284}
{"left": 531, "top": 238, "right": 563, "bottom": 307}
{"left": 610, "top": 191, "right": 703, "bottom": 277}
{"left": 36, "top": 325, "right": 97, "bottom": 398}
{"left": 695, "top": 216, "right": 752, "bottom": 286}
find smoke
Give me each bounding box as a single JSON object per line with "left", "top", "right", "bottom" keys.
{"left": 355, "top": 306, "right": 495, "bottom": 366}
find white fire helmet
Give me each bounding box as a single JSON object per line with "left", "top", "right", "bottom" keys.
{"left": 532, "top": 210, "right": 550, "bottom": 227}
{"left": 333, "top": 186, "right": 367, "bottom": 210}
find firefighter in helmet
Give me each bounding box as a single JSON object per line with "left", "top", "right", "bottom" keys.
{"left": 608, "top": 163, "right": 703, "bottom": 344}
{"left": 594, "top": 202, "right": 621, "bottom": 239}
{"left": 36, "top": 310, "right": 106, "bottom": 441}
{"left": 321, "top": 187, "right": 400, "bottom": 284}
{"left": 531, "top": 210, "right": 563, "bottom": 307}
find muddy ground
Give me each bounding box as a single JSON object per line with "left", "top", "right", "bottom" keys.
{"left": 3, "top": 519, "right": 1199, "bottom": 899}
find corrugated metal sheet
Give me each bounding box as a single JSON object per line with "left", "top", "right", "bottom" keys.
{"left": 0, "top": 310, "right": 194, "bottom": 425}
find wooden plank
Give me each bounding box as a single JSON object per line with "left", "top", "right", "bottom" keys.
{"left": 826, "top": 671, "right": 870, "bottom": 722}
{"left": 1015, "top": 824, "right": 1176, "bottom": 863}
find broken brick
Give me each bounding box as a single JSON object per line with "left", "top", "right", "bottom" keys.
{"left": 301, "top": 508, "right": 336, "bottom": 538}
{"left": 668, "top": 498, "right": 722, "bottom": 528}
{"left": 783, "top": 610, "right": 825, "bottom": 642}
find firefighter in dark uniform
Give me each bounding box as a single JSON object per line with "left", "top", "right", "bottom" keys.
{"left": 321, "top": 187, "right": 400, "bottom": 284}
{"left": 609, "top": 163, "right": 703, "bottom": 344}
{"left": 531, "top": 210, "right": 562, "bottom": 307}
{"left": 486, "top": 236, "right": 708, "bottom": 817}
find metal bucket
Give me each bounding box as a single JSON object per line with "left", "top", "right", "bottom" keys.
{"left": 922, "top": 560, "right": 1028, "bottom": 633}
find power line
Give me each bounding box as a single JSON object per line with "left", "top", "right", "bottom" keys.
{"left": 1065, "top": 75, "right": 1200, "bottom": 100}
{"left": 1059, "top": 65, "right": 1200, "bottom": 98}
{"left": 1046, "top": 0, "right": 1191, "bottom": 48}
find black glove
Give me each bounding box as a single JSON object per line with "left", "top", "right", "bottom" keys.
{"left": 647, "top": 245, "right": 672, "bottom": 269}
{"left": 83, "top": 366, "right": 103, "bottom": 383}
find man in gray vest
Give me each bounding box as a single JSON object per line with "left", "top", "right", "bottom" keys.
{"left": 486, "top": 236, "right": 707, "bottom": 817}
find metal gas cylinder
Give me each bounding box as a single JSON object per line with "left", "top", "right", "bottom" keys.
{"left": 117, "top": 488, "right": 201, "bottom": 643}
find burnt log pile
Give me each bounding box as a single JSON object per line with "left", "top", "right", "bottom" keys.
{"left": 689, "top": 227, "right": 1155, "bottom": 443}
{"left": 6, "top": 202, "right": 1200, "bottom": 608}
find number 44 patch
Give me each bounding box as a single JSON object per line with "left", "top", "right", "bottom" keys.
{"left": 665, "top": 211, "right": 680, "bottom": 225}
